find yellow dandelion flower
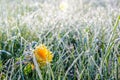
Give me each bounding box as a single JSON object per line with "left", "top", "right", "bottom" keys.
{"left": 34, "top": 44, "right": 53, "bottom": 66}
{"left": 59, "top": 1, "right": 68, "bottom": 11}
{"left": 31, "top": 63, "right": 35, "bottom": 70}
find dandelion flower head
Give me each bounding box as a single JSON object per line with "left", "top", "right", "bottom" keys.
{"left": 59, "top": 1, "right": 68, "bottom": 11}
{"left": 34, "top": 44, "right": 53, "bottom": 66}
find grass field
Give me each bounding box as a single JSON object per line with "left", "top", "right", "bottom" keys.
{"left": 0, "top": 0, "right": 120, "bottom": 80}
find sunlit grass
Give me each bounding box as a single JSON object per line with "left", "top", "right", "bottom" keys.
{"left": 0, "top": 0, "right": 120, "bottom": 80}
